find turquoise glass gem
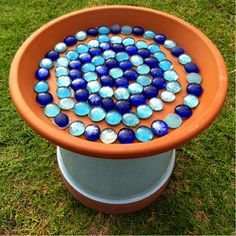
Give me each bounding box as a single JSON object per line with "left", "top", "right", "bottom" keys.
{"left": 137, "top": 64, "right": 150, "bottom": 74}
{"left": 82, "top": 63, "right": 95, "bottom": 72}
{"left": 116, "top": 52, "right": 129, "bottom": 62}
{"left": 103, "top": 50, "right": 116, "bottom": 59}
{"left": 136, "top": 40, "right": 148, "bottom": 49}
{"left": 98, "top": 26, "right": 110, "bottom": 34}
{"left": 100, "top": 128, "right": 117, "bottom": 144}
{"left": 121, "top": 26, "right": 132, "bottom": 35}
{"left": 166, "top": 81, "right": 182, "bottom": 93}
{"left": 74, "top": 102, "right": 91, "bottom": 116}
{"left": 186, "top": 73, "right": 202, "bottom": 84}
{"left": 66, "top": 50, "right": 79, "bottom": 60}
{"left": 149, "top": 98, "right": 164, "bottom": 111}
{"left": 55, "top": 67, "right": 69, "bottom": 77}
{"left": 57, "top": 76, "right": 71, "bottom": 87}
{"left": 86, "top": 81, "right": 101, "bottom": 93}
{"left": 76, "top": 44, "right": 89, "bottom": 54}
{"left": 137, "top": 75, "right": 152, "bottom": 86}
{"left": 75, "top": 31, "right": 87, "bottom": 41}
{"left": 184, "top": 94, "right": 199, "bottom": 108}
{"left": 130, "top": 55, "right": 144, "bottom": 66}
{"left": 59, "top": 98, "right": 75, "bottom": 110}
{"left": 105, "top": 110, "right": 122, "bottom": 125}
{"left": 39, "top": 58, "right": 53, "bottom": 69}
{"left": 135, "top": 126, "right": 154, "bottom": 142}
{"left": 83, "top": 72, "right": 98, "bottom": 82}
{"left": 34, "top": 81, "right": 49, "bottom": 93}
{"left": 56, "top": 57, "right": 69, "bottom": 67}
{"left": 109, "top": 68, "right": 123, "bottom": 78}
{"left": 98, "top": 35, "right": 110, "bottom": 43}
{"left": 89, "top": 107, "right": 106, "bottom": 121}
{"left": 164, "top": 40, "right": 176, "bottom": 49}
{"left": 159, "top": 60, "right": 173, "bottom": 71}
{"left": 54, "top": 42, "right": 67, "bottom": 53}
{"left": 88, "top": 39, "right": 99, "bottom": 48}
{"left": 144, "top": 30, "right": 156, "bottom": 39}
{"left": 56, "top": 87, "right": 71, "bottom": 98}
{"left": 99, "top": 86, "right": 114, "bottom": 98}
{"left": 178, "top": 54, "right": 192, "bottom": 64}
{"left": 91, "top": 55, "right": 105, "bottom": 66}
{"left": 114, "top": 87, "right": 130, "bottom": 100}
{"left": 123, "top": 37, "right": 135, "bottom": 46}
{"left": 44, "top": 103, "right": 60, "bottom": 118}
{"left": 128, "top": 83, "right": 143, "bottom": 94}
{"left": 69, "top": 121, "right": 85, "bottom": 136}
{"left": 163, "top": 70, "right": 178, "bottom": 81}
{"left": 122, "top": 113, "right": 140, "bottom": 127}
{"left": 153, "top": 51, "right": 166, "bottom": 61}
{"left": 136, "top": 105, "right": 153, "bottom": 119}
{"left": 164, "top": 113, "right": 182, "bottom": 128}
{"left": 110, "top": 36, "right": 122, "bottom": 44}
{"left": 160, "top": 91, "right": 176, "bottom": 102}
{"left": 148, "top": 44, "right": 160, "bottom": 53}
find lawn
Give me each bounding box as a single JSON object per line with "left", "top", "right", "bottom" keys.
{"left": 0, "top": 0, "right": 235, "bottom": 235}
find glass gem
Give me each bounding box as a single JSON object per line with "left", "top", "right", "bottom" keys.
{"left": 124, "top": 69, "right": 138, "bottom": 80}
{"left": 75, "top": 31, "right": 87, "bottom": 41}
{"left": 99, "top": 86, "right": 114, "bottom": 98}
{"left": 96, "top": 65, "right": 109, "bottom": 76}
{"left": 75, "top": 89, "right": 89, "bottom": 101}
{"left": 103, "top": 50, "right": 116, "bottom": 59}
{"left": 115, "top": 100, "right": 131, "bottom": 114}
{"left": 166, "top": 81, "right": 182, "bottom": 93}
{"left": 119, "top": 60, "right": 133, "bottom": 71}
{"left": 98, "top": 26, "right": 110, "bottom": 34}
{"left": 79, "top": 53, "right": 91, "bottom": 63}
{"left": 56, "top": 87, "right": 71, "bottom": 98}
{"left": 164, "top": 40, "right": 176, "bottom": 49}
{"left": 137, "top": 75, "right": 152, "bottom": 86}
{"left": 125, "top": 45, "right": 138, "bottom": 55}
{"left": 54, "top": 42, "right": 67, "bottom": 53}
{"left": 149, "top": 98, "right": 164, "bottom": 111}
{"left": 101, "top": 98, "right": 114, "bottom": 111}
{"left": 54, "top": 113, "right": 69, "bottom": 128}
{"left": 130, "top": 55, "right": 144, "bottom": 66}
{"left": 186, "top": 83, "right": 203, "bottom": 96}
{"left": 82, "top": 63, "right": 95, "bottom": 73}
{"left": 39, "top": 58, "right": 53, "bottom": 69}
{"left": 45, "top": 50, "right": 59, "bottom": 61}
{"left": 76, "top": 44, "right": 89, "bottom": 54}
{"left": 59, "top": 98, "right": 75, "bottom": 110}
{"left": 55, "top": 67, "right": 69, "bottom": 77}
{"left": 133, "top": 26, "right": 144, "bottom": 36}
{"left": 69, "top": 69, "right": 82, "bottom": 80}
{"left": 83, "top": 72, "right": 98, "bottom": 82}
{"left": 89, "top": 107, "right": 106, "bottom": 122}
{"left": 44, "top": 103, "right": 60, "bottom": 118}
{"left": 184, "top": 62, "right": 199, "bottom": 73}
{"left": 123, "top": 37, "right": 135, "bottom": 46}
{"left": 143, "top": 85, "right": 158, "bottom": 99}
{"left": 106, "top": 58, "right": 119, "bottom": 69}
{"left": 116, "top": 52, "right": 129, "bottom": 62}
{"left": 150, "top": 68, "right": 164, "bottom": 77}
{"left": 100, "top": 75, "right": 114, "bottom": 87}
{"left": 87, "top": 28, "right": 98, "bottom": 36}
{"left": 137, "top": 49, "right": 150, "bottom": 58}
{"left": 184, "top": 94, "right": 199, "bottom": 108}
{"left": 152, "top": 77, "right": 166, "bottom": 89}
{"left": 159, "top": 60, "right": 173, "bottom": 71}
{"left": 71, "top": 78, "right": 86, "bottom": 90}
{"left": 69, "top": 121, "right": 85, "bottom": 136}
{"left": 105, "top": 110, "right": 122, "bottom": 125}
{"left": 135, "top": 126, "right": 153, "bottom": 142}
{"left": 35, "top": 68, "right": 50, "bottom": 80}
{"left": 111, "top": 36, "right": 122, "bottom": 44}
{"left": 121, "top": 25, "right": 132, "bottom": 35}
{"left": 64, "top": 36, "right": 77, "bottom": 46}
{"left": 136, "top": 40, "right": 148, "bottom": 49}
{"left": 56, "top": 57, "right": 69, "bottom": 67}
{"left": 171, "top": 46, "right": 185, "bottom": 57}
{"left": 178, "top": 54, "right": 192, "bottom": 64}
{"left": 114, "top": 87, "right": 130, "bottom": 100}
{"left": 84, "top": 124, "right": 100, "bottom": 141}
{"left": 109, "top": 68, "right": 123, "bottom": 78}
{"left": 88, "top": 94, "right": 102, "bottom": 106}
{"left": 57, "top": 76, "right": 71, "bottom": 87}
{"left": 92, "top": 55, "right": 105, "bottom": 66}
{"left": 163, "top": 70, "right": 179, "bottom": 81}
{"left": 148, "top": 44, "right": 160, "bottom": 53}
{"left": 129, "top": 94, "right": 146, "bottom": 106}
{"left": 144, "top": 30, "right": 156, "bottom": 39}
{"left": 34, "top": 81, "right": 49, "bottom": 93}
{"left": 112, "top": 44, "right": 125, "bottom": 52}
{"left": 122, "top": 113, "right": 140, "bottom": 127}
{"left": 110, "top": 24, "right": 121, "bottom": 34}
{"left": 90, "top": 48, "right": 102, "bottom": 57}
{"left": 164, "top": 113, "right": 182, "bottom": 128}
{"left": 68, "top": 60, "right": 81, "bottom": 70}
{"left": 154, "top": 34, "right": 166, "bottom": 44}
{"left": 100, "top": 42, "right": 111, "bottom": 51}
{"left": 136, "top": 105, "right": 153, "bottom": 119}
{"left": 128, "top": 82, "right": 143, "bottom": 94}
{"left": 160, "top": 91, "right": 176, "bottom": 102}
{"left": 186, "top": 73, "right": 202, "bottom": 84}
{"left": 151, "top": 120, "right": 169, "bottom": 137}
{"left": 137, "top": 64, "right": 150, "bottom": 74}
{"left": 175, "top": 104, "right": 192, "bottom": 119}
{"left": 98, "top": 35, "right": 110, "bottom": 43}
{"left": 87, "top": 39, "right": 99, "bottom": 48}
{"left": 153, "top": 51, "right": 166, "bottom": 61}
{"left": 86, "top": 81, "right": 101, "bottom": 93}
{"left": 144, "top": 57, "right": 158, "bottom": 68}
{"left": 36, "top": 92, "right": 53, "bottom": 106}
{"left": 73, "top": 102, "right": 91, "bottom": 116}
{"left": 66, "top": 50, "right": 79, "bottom": 60}
{"left": 117, "top": 128, "right": 135, "bottom": 144}
{"left": 100, "top": 128, "right": 117, "bottom": 144}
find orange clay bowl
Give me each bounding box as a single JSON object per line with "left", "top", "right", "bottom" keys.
{"left": 9, "top": 6, "right": 228, "bottom": 159}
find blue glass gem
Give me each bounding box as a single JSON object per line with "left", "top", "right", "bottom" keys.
{"left": 171, "top": 46, "right": 185, "bottom": 57}
{"left": 54, "top": 113, "right": 69, "bottom": 128}
{"left": 35, "top": 68, "right": 50, "bottom": 80}
{"left": 76, "top": 44, "right": 89, "bottom": 54}
{"left": 137, "top": 49, "right": 150, "bottom": 58}
{"left": 123, "top": 37, "right": 135, "bottom": 46}
{"left": 88, "top": 94, "right": 102, "bottom": 106}
{"left": 36, "top": 92, "right": 53, "bottom": 106}
{"left": 100, "top": 42, "right": 111, "bottom": 51}
{"left": 121, "top": 25, "right": 133, "bottom": 35}
{"left": 159, "top": 60, "right": 173, "bottom": 71}
{"left": 125, "top": 45, "right": 138, "bottom": 55}
{"left": 143, "top": 85, "right": 158, "bottom": 99}
{"left": 101, "top": 98, "right": 114, "bottom": 111}
{"left": 130, "top": 55, "right": 144, "bottom": 66}
{"left": 34, "top": 81, "right": 49, "bottom": 93}
{"left": 91, "top": 55, "right": 105, "bottom": 66}
{"left": 68, "top": 60, "right": 81, "bottom": 70}
{"left": 153, "top": 52, "right": 166, "bottom": 62}
{"left": 136, "top": 40, "right": 148, "bottom": 49}
{"left": 111, "top": 36, "right": 122, "bottom": 44}
{"left": 90, "top": 48, "right": 102, "bottom": 57}
{"left": 178, "top": 54, "right": 192, "bottom": 65}
{"left": 105, "top": 110, "right": 122, "bottom": 125}
{"left": 44, "top": 103, "right": 60, "bottom": 118}
{"left": 129, "top": 94, "right": 146, "bottom": 106}
{"left": 89, "top": 107, "right": 106, "bottom": 122}
{"left": 75, "top": 31, "right": 87, "bottom": 41}
{"left": 164, "top": 114, "right": 182, "bottom": 128}
{"left": 57, "top": 76, "right": 71, "bottom": 87}
{"left": 136, "top": 105, "right": 153, "bottom": 119}
{"left": 87, "top": 28, "right": 98, "bottom": 36}
{"left": 149, "top": 98, "right": 164, "bottom": 111}
{"left": 75, "top": 89, "right": 89, "bottom": 101}
{"left": 69, "top": 121, "right": 85, "bottom": 136}
{"left": 64, "top": 36, "right": 77, "bottom": 46}
{"left": 148, "top": 44, "right": 160, "bottom": 53}
{"left": 187, "top": 83, "right": 203, "bottom": 96}
{"left": 55, "top": 67, "right": 69, "bottom": 77}
{"left": 115, "top": 100, "right": 131, "bottom": 114}
{"left": 100, "top": 128, "right": 117, "bottom": 144}
{"left": 87, "top": 39, "right": 99, "bottom": 48}
{"left": 109, "top": 68, "right": 123, "bottom": 78}
{"left": 99, "top": 86, "right": 114, "bottom": 98}
{"left": 160, "top": 91, "right": 176, "bottom": 102}
{"left": 154, "top": 34, "right": 166, "bottom": 44}
{"left": 98, "top": 35, "right": 110, "bottom": 43}
{"left": 152, "top": 77, "right": 167, "bottom": 89}
{"left": 82, "top": 63, "right": 95, "bottom": 73}
{"left": 106, "top": 59, "right": 119, "bottom": 69}
{"left": 175, "top": 104, "right": 192, "bottom": 119}
{"left": 110, "top": 24, "right": 121, "bottom": 34}
{"left": 184, "top": 62, "right": 199, "bottom": 73}
{"left": 144, "top": 30, "right": 156, "bottom": 39}
{"left": 151, "top": 120, "right": 169, "bottom": 137}
{"left": 184, "top": 94, "right": 199, "bottom": 108}
{"left": 98, "top": 26, "right": 110, "bottom": 34}
{"left": 112, "top": 44, "right": 125, "bottom": 52}
{"left": 56, "top": 57, "right": 69, "bottom": 67}
{"left": 115, "top": 77, "right": 129, "bottom": 88}
{"left": 69, "top": 69, "right": 82, "bottom": 80}
{"left": 86, "top": 81, "right": 101, "bottom": 93}
{"left": 71, "top": 78, "right": 87, "bottom": 90}
{"left": 128, "top": 82, "right": 143, "bottom": 94}
{"left": 137, "top": 64, "right": 150, "bottom": 74}
{"left": 124, "top": 69, "right": 138, "bottom": 80}
{"left": 144, "top": 57, "right": 158, "bottom": 68}
{"left": 96, "top": 65, "right": 109, "bottom": 76}
{"left": 74, "top": 102, "right": 91, "bottom": 116}
{"left": 84, "top": 124, "right": 100, "bottom": 141}
{"left": 54, "top": 42, "right": 67, "bottom": 53}
{"left": 45, "top": 50, "right": 59, "bottom": 61}
{"left": 79, "top": 53, "right": 92, "bottom": 64}
{"left": 84, "top": 72, "right": 98, "bottom": 82}
{"left": 186, "top": 73, "right": 202, "bottom": 84}
{"left": 133, "top": 26, "right": 144, "bottom": 36}
{"left": 119, "top": 61, "right": 133, "bottom": 71}
{"left": 122, "top": 113, "right": 140, "bottom": 127}
{"left": 56, "top": 87, "right": 71, "bottom": 98}
{"left": 166, "top": 81, "right": 182, "bottom": 93}
{"left": 164, "top": 40, "right": 176, "bottom": 49}
{"left": 114, "top": 87, "right": 130, "bottom": 100}
{"left": 103, "top": 50, "right": 116, "bottom": 59}
{"left": 117, "top": 128, "right": 135, "bottom": 144}
{"left": 137, "top": 75, "right": 152, "bottom": 86}
{"left": 39, "top": 58, "right": 53, "bottom": 69}
{"left": 163, "top": 70, "right": 178, "bottom": 81}
{"left": 100, "top": 75, "right": 114, "bottom": 87}
{"left": 116, "top": 52, "right": 129, "bottom": 62}
{"left": 59, "top": 98, "right": 75, "bottom": 110}
{"left": 135, "top": 126, "right": 154, "bottom": 142}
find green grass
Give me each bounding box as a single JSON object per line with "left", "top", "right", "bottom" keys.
{"left": 0, "top": 0, "right": 235, "bottom": 234}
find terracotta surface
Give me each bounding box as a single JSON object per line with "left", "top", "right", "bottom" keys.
{"left": 9, "top": 6, "right": 228, "bottom": 159}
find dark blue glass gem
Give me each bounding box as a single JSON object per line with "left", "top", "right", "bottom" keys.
{"left": 154, "top": 34, "right": 166, "bottom": 44}
{"left": 96, "top": 65, "right": 109, "bottom": 76}
{"left": 132, "top": 26, "right": 144, "bottom": 36}
{"left": 100, "top": 42, "right": 111, "bottom": 51}
{"left": 186, "top": 83, "right": 203, "bottom": 96}
{"left": 129, "top": 94, "right": 146, "bottom": 106}
{"left": 184, "top": 62, "right": 199, "bottom": 73}
{"left": 84, "top": 124, "right": 100, "bottom": 141}
{"left": 118, "top": 128, "right": 135, "bottom": 144}
{"left": 35, "top": 68, "right": 50, "bottom": 80}
{"left": 144, "top": 57, "right": 158, "bottom": 68}
{"left": 143, "top": 85, "right": 158, "bottom": 99}
{"left": 54, "top": 113, "right": 69, "bottom": 128}
{"left": 152, "top": 77, "right": 167, "bottom": 89}
{"left": 71, "top": 78, "right": 87, "bottom": 90}
{"left": 75, "top": 89, "right": 89, "bottom": 101}
{"left": 68, "top": 60, "right": 82, "bottom": 70}
{"left": 125, "top": 45, "right": 138, "bottom": 56}
{"left": 119, "top": 61, "right": 132, "bottom": 71}
{"left": 79, "top": 53, "right": 91, "bottom": 63}
{"left": 150, "top": 68, "right": 164, "bottom": 77}
{"left": 101, "top": 97, "right": 114, "bottom": 111}
{"left": 137, "top": 49, "right": 150, "bottom": 58}
{"left": 90, "top": 48, "right": 102, "bottom": 56}
{"left": 88, "top": 94, "right": 102, "bottom": 106}
{"left": 45, "top": 50, "right": 59, "bottom": 61}
{"left": 115, "top": 100, "right": 131, "bottom": 114}
{"left": 110, "top": 24, "right": 121, "bottom": 34}
{"left": 69, "top": 70, "right": 82, "bottom": 80}
{"left": 64, "top": 36, "right": 77, "bottom": 46}
{"left": 175, "top": 104, "right": 192, "bottom": 119}
{"left": 151, "top": 120, "right": 169, "bottom": 137}
{"left": 115, "top": 77, "right": 129, "bottom": 88}
{"left": 100, "top": 75, "right": 114, "bottom": 87}
{"left": 124, "top": 69, "right": 138, "bottom": 80}
{"left": 171, "top": 46, "right": 185, "bottom": 57}
{"left": 106, "top": 59, "right": 119, "bottom": 69}
{"left": 87, "top": 28, "right": 98, "bottom": 36}
{"left": 36, "top": 92, "right": 53, "bottom": 106}
{"left": 112, "top": 44, "right": 125, "bottom": 52}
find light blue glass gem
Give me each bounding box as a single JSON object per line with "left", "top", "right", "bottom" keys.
{"left": 59, "top": 98, "right": 75, "bottom": 110}
{"left": 69, "top": 121, "right": 85, "bottom": 136}
{"left": 55, "top": 67, "right": 69, "bottom": 77}
{"left": 103, "top": 50, "right": 116, "bottom": 59}
{"left": 148, "top": 44, "right": 160, "bottom": 53}
{"left": 98, "top": 35, "right": 110, "bottom": 43}
{"left": 136, "top": 105, "right": 153, "bottom": 119}
{"left": 54, "top": 42, "right": 67, "bottom": 53}
{"left": 160, "top": 91, "right": 176, "bottom": 102}
{"left": 98, "top": 26, "right": 110, "bottom": 34}
{"left": 123, "top": 37, "right": 135, "bottom": 46}
{"left": 128, "top": 83, "right": 143, "bottom": 94}
{"left": 109, "top": 68, "right": 123, "bottom": 78}
{"left": 82, "top": 63, "right": 95, "bottom": 73}
{"left": 57, "top": 76, "right": 71, "bottom": 87}
{"left": 122, "top": 113, "right": 140, "bottom": 127}
{"left": 89, "top": 107, "right": 106, "bottom": 122}
{"left": 100, "top": 128, "right": 117, "bottom": 144}
{"left": 121, "top": 26, "right": 132, "bottom": 35}
{"left": 166, "top": 81, "right": 182, "bottom": 93}
{"left": 137, "top": 75, "right": 152, "bottom": 86}
{"left": 130, "top": 55, "right": 144, "bottom": 66}
{"left": 114, "top": 87, "right": 130, "bottom": 100}
{"left": 136, "top": 40, "right": 148, "bottom": 49}
{"left": 164, "top": 70, "right": 179, "bottom": 81}
{"left": 105, "top": 110, "right": 122, "bottom": 125}
{"left": 186, "top": 73, "right": 202, "bottom": 84}
{"left": 91, "top": 55, "right": 105, "bottom": 66}
{"left": 83, "top": 72, "right": 98, "bottom": 82}
{"left": 164, "top": 113, "right": 182, "bottom": 128}
{"left": 184, "top": 94, "right": 199, "bottom": 108}
{"left": 44, "top": 103, "right": 60, "bottom": 118}
{"left": 144, "top": 30, "right": 156, "bottom": 39}
{"left": 149, "top": 98, "right": 164, "bottom": 111}
{"left": 56, "top": 57, "right": 69, "bottom": 67}
{"left": 116, "top": 52, "right": 129, "bottom": 62}
{"left": 66, "top": 50, "right": 79, "bottom": 60}
{"left": 135, "top": 126, "right": 154, "bottom": 142}
{"left": 99, "top": 86, "right": 114, "bottom": 98}
{"left": 87, "top": 81, "right": 101, "bottom": 93}
{"left": 153, "top": 52, "right": 166, "bottom": 61}
{"left": 76, "top": 44, "right": 89, "bottom": 54}
{"left": 34, "top": 81, "right": 49, "bottom": 93}
{"left": 39, "top": 58, "right": 53, "bottom": 69}
{"left": 137, "top": 64, "right": 150, "bottom": 75}
{"left": 178, "top": 54, "right": 192, "bottom": 64}
{"left": 75, "top": 31, "right": 87, "bottom": 41}
{"left": 88, "top": 39, "right": 99, "bottom": 48}
{"left": 56, "top": 87, "right": 71, "bottom": 98}
{"left": 159, "top": 60, "right": 173, "bottom": 71}
{"left": 74, "top": 102, "right": 91, "bottom": 116}
{"left": 110, "top": 36, "right": 122, "bottom": 44}
{"left": 164, "top": 40, "right": 176, "bottom": 49}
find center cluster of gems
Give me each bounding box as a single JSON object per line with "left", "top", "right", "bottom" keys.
{"left": 34, "top": 25, "right": 203, "bottom": 144}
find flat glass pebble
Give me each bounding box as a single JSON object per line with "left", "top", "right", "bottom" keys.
{"left": 148, "top": 44, "right": 160, "bottom": 53}
{"left": 86, "top": 81, "right": 101, "bottom": 93}
{"left": 150, "top": 68, "right": 164, "bottom": 77}
{"left": 153, "top": 51, "right": 166, "bottom": 61}
{"left": 76, "top": 44, "right": 89, "bottom": 54}
{"left": 160, "top": 91, "right": 176, "bottom": 102}
{"left": 144, "top": 57, "right": 158, "bottom": 68}
{"left": 116, "top": 52, "right": 129, "bottom": 62}
{"left": 121, "top": 26, "right": 132, "bottom": 35}
{"left": 36, "top": 92, "right": 53, "bottom": 106}
{"left": 39, "top": 58, "right": 53, "bottom": 69}
{"left": 57, "top": 76, "right": 71, "bottom": 87}
{"left": 74, "top": 102, "right": 91, "bottom": 116}
{"left": 88, "top": 94, "right": 102, "bottom": 106}
{"left": 82, "top": 63, "right": 95, "bottom": 73}
{"left": 136, "top": 40, "right": 148, "bottom": 49}
{"left": 100, "top": 42, "right": 112, "bottom": 51}
{"left": 83, "top": 72, "right": 98, "bottom": 82}
{"left": 175, "top": 104, "right": 192, "bottom": 119}
{"left": 152, "top": 77, "right": 167, "bottom": 89}
{"left": 63, "top": 35, "right": 77, "bottom": 46}
{"left": 164, "top": 113, "right": 182, "bottom": 128}
{"left": 135, "top": 126, "right": 153, "bottom": 142}
{"left": 125, "top": 45, "right": 138, "bottom": 56}
{"left": 79, "top": 53, "right": 92, "bottom": 64}
{"left": 34, "top": 81, "right": 49, "bottom": 93}
{"left": 75, "top": 89, "right": 89, "bottom": 102}
{"left": 186, "top": 83, "right": 203, "bottom": 96}
{"left": 103, "top": 50, "right": 116, "bottom": 59}
{"left": 178, "top": 54, "right": 192, "bottom": 64}
{"left": 110, "top": 36, "right": 122, "bottom": 44}
{"left": 100, "top": 128, "right": 117, "bottom": 144}
{"left": 56, "top": 87, "right": 71, "bottom": 98}
{"left": 89, "top": 107, "right": 106, "bottom": 122}
{"left": 143, "top": 85, "right": 158, "bottom": 99}
{"left": 129, "top": 94, "right": 146, "bottom": 106}
{"left": 56, "top": 57, "right": 69, "bottom": 67}
{"left": 159, "top": 60, "right": 173, "bottom": 71}
{"left": 171, "top": 46, "right": 185, "bottom": 57}
{"left": 44, "top": 103, "right": 60, "bottom": 118}
{"left": 115, "top": 77, "right": 129, "bottom": 88}
{"left": 137, "top": 75, "right": 152, "bottom": 86}
{"left": 75, "top": 31, "right": 87, "bottom": 41}
{"left": 66, "top": 50, "right": 79, "bottom": 60}
{"left": 119, "top": 60, "right": 132, "bottom": 70}
{"left": 109, "top": 68, "right": 123, "bottom": 78}
{"left": 133, "top": 26, "right": 144, "bottom": 36}
{"left": 45, "top": 50, "right": 59, "bottom": 61}
{"left": 144, "top": 30, "right": 156, "bottom": 39}
{"left": 166, "top": 81, "right": 182, "bottom": 93}
{"left": 114, "top": 87, "right": 130, "bottom": 100}
{"left": 110, "top": 24, "right": 121, "bottom": 34}
{"left": 55, "top": 67, "right": 69, "bottom": 77}
{"left": 84, "top": 124, "right": 100, "bottom": 141}
{"left": 68, "top": 60, "right": 82, "bottom": 70}
{"left": 59, "top": 98, "right": 75, "bottom": 110}
{"left": 35, "top": 68, "right": 50, "bottom": 80}
{"left": 98, "top": 26, "right": 110, "bottom": 34}
{"left": 99, "top": 86, "right": 114, "bottom": 98}
{"left": 137, "top": 64, "right": 150, "bottom": 74}
{"left": 149, "top": 98, "right": 164, "bottom": 111}
{"left": 69, "top": 121, "right": 85, "bottom": 136}
{"left": 71, "top": 78, "right": 87, "bottom": 90}
{"left": 184, "top": 94, "right": 199, "bottom": 108}
{"left": 184, "top": 62, "right": 199, "bottom": 73}
{"left": 87, "top": 39, "right": 99, "bottom": 48}
{"left": 113, "top": 44, "right": 125, "bottom": 52}
{"left": 91, "top": 55, "right": 105, "bottom": 66}
{"left": 115, "top": 100, "right": 131, "bottom": 114}
{"left": 54, "top": 42, "right": 67, "bottom": 53}
{"left": 154, "top": 34, "right": 166, "bottom": 44}
{"left": 69, "top": 69, "right": 82, "bottom": 80}
{"left": 118, "top": 128, "right": 135, "bottom": 144}
{"left": 137, "top": 49, "right": 150, "bottom": 58}
{"left": 54, "top": 113, "right": 69, "bottom": 128}
{"left": 163, "top": 70, "right": 179, "bottom": 81}
{"left": 186, "top": 73, "right": 202, "bottom": 84}
{"left": 100, "top": 75, "right": 114, "bottom": 87}
{"left": 130, "top": 55, "right": 144, "bottom": 66}
{"left": 123, "top": 37, "right": 135, "bottom": 46}
{"left": 105, "top": 110, "right": 122, "bottom": 125}
{"left": 151, "top": 120, "right": 169, "bottom": 137}
{"left": 164, "top": 40, "right": 176, "bottom": 49}
{"left": 128, "top": 83, "right": 143, "bottom": 94}
{"left": 122, "top": 113, "right": 140, "bottom": 127}
{"left": 124, "top": 69, "right": 138, "bottom": 80}
{"left": 136, "top": 105, "right": 153, "bottom": 119}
